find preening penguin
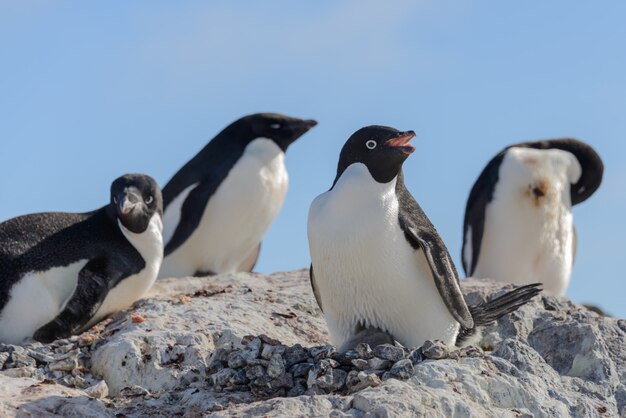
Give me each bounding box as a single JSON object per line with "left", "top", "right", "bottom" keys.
{"left": 307, "top": 126, "right": 541, "bottom": 351}
{"left": 159, "top": 113, "right": 317, "bottom": 279}
{"left": 0, "top": 174, "right": 163, "bottom": 344}
{"left": 462, "top": 139, "right": 603, "bottom": 296}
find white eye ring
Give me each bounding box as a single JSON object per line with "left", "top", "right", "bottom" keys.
{"left": 113, "top": 196, "right": 118, "bottom": 204}
{"left": 270, "top": 123, "right": 281, "bottom": 129}
{"left": 145, "top": 196, "right": 154, "bottom": 204}
{"left": 366, "top": 140, "right": 377, "bottom": 150}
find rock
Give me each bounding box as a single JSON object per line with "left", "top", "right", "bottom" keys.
{"left": 10, "top": 350, "right": 36, "bottom": 368}
{"left": 373, "top": 344, "right": 405, "bottom": 362}
{"left": 0, "top": 353, "right": 9, "bottom": 369}
{"left": 267, "top": 353, "right": 285, "bottom": 378}
{"left": 84, "top": 380, "right": 109, "bottom": 399}
{"left": 0, "top": 272, "right": 624, "bottom": 417}
{"left": 421, "top": 339, "right": 449, "bottom": 359}
{"left": 355, "top": 343, "right": 374, "bottom": 360}
{"left": 390, "top": 359, "right": 415, "bottom": 379}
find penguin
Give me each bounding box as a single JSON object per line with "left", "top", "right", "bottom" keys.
{"left": 307, "top": 126, "right": 541, "bottom": 351}
{"left": 0, "top": 174, "right": 164, "bottom": 344}
{"left": 461, "top": 139, "right": 603, "bottom": 297}
{"left": 159, "top": 113, "right": 317, "bottom": 279}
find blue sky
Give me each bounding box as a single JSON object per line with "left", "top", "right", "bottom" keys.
{"left": 1, "top": 1, "right": 624, "bottom": 317}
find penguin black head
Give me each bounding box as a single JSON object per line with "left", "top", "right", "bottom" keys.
{"left": 226, "top": 113, "right": 318, "bottom": 152}
{"left": 335, "top": 126, "right": 416, "bottom": 184}
{"left": 110, "top": 174, "right": 163, "bottom": 234}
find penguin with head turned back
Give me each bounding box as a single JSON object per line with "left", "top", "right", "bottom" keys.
{"left": 0, "top": 174, "right": 163, "bottom": 344}
{"left": 307, "top": 126, "right": 541, "bottom": 351}
{"left": 462, "top": 139, "right": 603, "bottom": 297}
{"left": 159, "top": 113, "right": 317, "bottom": 279}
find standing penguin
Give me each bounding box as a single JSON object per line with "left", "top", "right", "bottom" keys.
{"left": 0, "top": 174, "right": 163, "bottom": 344}
{"left": 159, "top": 113, "right": 317, "bottom": 279}
{"left": 308, "top": 126, "right": 541, "bottom": 350}
{"left": 462, "top": 139, "right": 603, "bottom": 296}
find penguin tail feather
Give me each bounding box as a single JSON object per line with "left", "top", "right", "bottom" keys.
{"left": 456, "top": 283, "right": 542, "bottom": 346}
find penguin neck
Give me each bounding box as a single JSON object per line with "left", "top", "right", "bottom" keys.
{"left": 332, "top": 163, "right": 398, "bottom": 203}
{"left": 118, "top": 214, "right": 164, "bottom": 264}
{"left": 243, "top": 138, "right": 285, "bottom": 163}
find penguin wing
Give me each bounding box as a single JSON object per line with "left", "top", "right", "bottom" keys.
{"left": 405, "top": 225, "right": 474, "bottom": 329}
{"left": 163, "top": 180, "right": 221, "bottom": 255}
{"left": 462, "top": 153, "right": 505, "bottom": 276}
{"left": 309, "top": 264, "right": 323, "bottom": 312}
{"left": 237, "top": 243, "right": 261, "bottom": 272}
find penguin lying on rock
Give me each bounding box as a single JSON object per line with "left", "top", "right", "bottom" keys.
{"left": 159, "top": 113, "right": 317, "bottom": 279}
{"left": 462, "top": 139, "right": 603, "bottom": 296}
{"left": 0, "top": 174, "right": 163, "bottom": 344}
{"left": 307, "top": 126, "right": 541, "bottom": 351}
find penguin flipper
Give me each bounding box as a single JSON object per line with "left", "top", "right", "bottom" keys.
{"left": 33, "top": 259, "right": 116, "bottom": 343}
{"left": 405, "top": 226, "right": 474, "bottom": 330}
{"left": 164, "top": 180, "right": 220, "bottom": 255}
{"left": 309, "top": 264, "right": 323, "bottom": 312}
{"left": 237, "top": 243, "right": 261, "bottom": 272}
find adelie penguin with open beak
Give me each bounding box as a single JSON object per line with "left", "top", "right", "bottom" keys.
{"left": 308, "top": 126, "right": 541, "bottom": 351}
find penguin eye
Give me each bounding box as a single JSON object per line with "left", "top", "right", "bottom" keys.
{"left": 270, "top": 123, "right": 281, "bottom": 130}
{"left": 113, "top": 196, "right": 118, "bottom": 204}
{"left": 145, "top": 196, "right": 154, "bottom": 204}
{"left": 366, "top": 140, "right": 377, "bottom": 150}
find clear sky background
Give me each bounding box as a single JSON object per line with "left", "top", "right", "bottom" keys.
{"left": 1, "top": 1, "right": 624, "bottom": 317}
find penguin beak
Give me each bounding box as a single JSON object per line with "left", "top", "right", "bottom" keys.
{"left": 117, "top": 189, "right": 142, "bottom": 216}
{"left": 384, "top": 131, "right": 416, "bottom": 155}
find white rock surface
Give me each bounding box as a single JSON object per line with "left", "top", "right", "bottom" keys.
{"left": 0, "top": 269, "right": 624, "bottom": 417}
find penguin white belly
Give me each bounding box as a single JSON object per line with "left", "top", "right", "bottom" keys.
{"left": 473, "top": 150, "right": 577, "bottom": 296}
{"left": 89, "top": 214, "right": 164, "bottom": 327}
{"left": 0, "top": 261, "right": 87, "bottom": 344}
{"left": 160, "top": 138, "right": 288, "bottom": 278}
{"left": 308, "top": 164, "right": 458, "bottom": 349}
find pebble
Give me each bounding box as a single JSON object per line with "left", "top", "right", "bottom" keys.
{"left": 421, "top": 340, "right": 450, "bottom": 360}
{"left": 84, "top": 380, "right": 109, "bottom": 399}
{"left": 284, "top": 344, "right": 309, "bottom": 366}
{"left": 355, "top": 343, "right": 375, "bottom": 360}
{"left": 309, "top": 345, "right": 335, "bottom": 360}
{"left": 267, "top": 353, "right": 285, "bottom": 378}
{"left": 368, "top": 357, "right": 392, "bottom": 370}
{"left": 373, "top": 344, "right": 405, "bottom": 362}
{"left": 0, "top": 352, "right": 9, "bottom": 369}
{"left": 390, "top": 359, "right": 415, "bottom": 379}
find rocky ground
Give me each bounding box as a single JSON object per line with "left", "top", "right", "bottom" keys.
{"left": 0, "top": 270, "right": 624, "bottom": 417}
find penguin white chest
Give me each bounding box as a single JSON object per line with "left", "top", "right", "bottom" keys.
{"left": 308, "top": 164, "right": 458, "bottom": 348}
{"left": 89, "top": 214, "right": 164, "bottom": 327}
{"left": 471, "top": 148, "right": 581, "bottom": 296}
{"left": 0, "top": 261, "right": 87, "bottom": 344}
{"left": 162, "top": 138, "right": 288, "bottom": 276}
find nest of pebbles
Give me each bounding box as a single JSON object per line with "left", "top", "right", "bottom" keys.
{"left": 207, "top": 335, "right": 482, "bottom": 399}
{"left": 1, "top": 330, "right": 483, "bottom": 401}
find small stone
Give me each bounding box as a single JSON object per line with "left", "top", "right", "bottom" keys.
{"left": 11, "top": 351, "right": 36, "bottom": 368}
{"left": 267, "top": 353, "right": 285, "bottom": 378}
{"left": 25, "top": 349, "right": 55, "bottom": 364}
{"left": 347, "top": 372, "right": 382, "bottom": 394}
{"left": 214, "top": 330, "right": 244, "bottom": 351}
{"left": 230, "top": 368, "right": 249, "bottom": 385}
{"left": 0, "top": 352, "right": 9, "bottom": 369}
{"left": 332, "top": 350, "right": 359, "bottom": 366}
{"left": 351, "top": 359, "right": 369, "bottom": 370}
{"left": 73, "top": 376, "right": 88, "bottom": 389}
{"left": 287, "top": 383, "right": 306, "bottom": 397}
{"left": 284, "top": 344, "right": 309, "bottom": 366}
{"left": 368, "top": 357, "right": 392, "bottom": 370}
{"left": 84, "top": 380, "right": 109, "bottom": 399}
{"left": 58, "top": 375, "right": 76, "bottom": 387}
{"left": 0, "top": 366, "right": 35, "bottom": 378}
{"left": 373, "top": 344, "right": 405, "bottom": 362}
{"left": 273, "top": 371, "right": 294, "bottom": 389}
{"left": 390, "top": 359, "right": 415, "bottom": 379}
{"left": 78, "top": 334, "right": 97, "bottom": 347}
{"left": 243, "top": 337, "right": 262, "bottom": 358}
{"left": 355, "top": 343, "right": 375, "bottom": 360}
{"left": 382, "top": 371, "right": 394, "bottom": 381}
{"left": 421, "top": 340, "right": 449, "bottom": 360}
{"left": 49, "top": 357, "right": 78, "bottom": 372}
{"left": 227, "top": 352, "right": 246, "bottom": 369}
{"left": 306, "top": 360, "right": 333, "bottom": 388}
{"left": 409, "top": 348, "right": 424, "bottom": 364}
{"left": 210, "top": 368, "right": 243, "bottom": 387}
{"left": 260, "top": 344, "right": 274, "bottom": 359}
{"left": 457, "top": 345, "right": 483, "bottom": 358}
{"left": 245, "top": 365, "right": 266, "bottom": 380}
{"left": 120, "top": 385, "right": 150, "bottom": 397}
{"left": 316, "top": 368, "right": 347, "bottom": 391}
{"left": 309, "top": 345, "right": 335, "bottom": 360}
{"left": 290, "top": 362, "right": 314, "bottom": 378}
{"left": 258, "top": 334, "right": 282, "bottom": 346}
{"left": 245, "top": 358, "right": 269, "bottom": 367}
